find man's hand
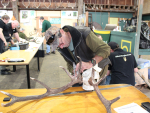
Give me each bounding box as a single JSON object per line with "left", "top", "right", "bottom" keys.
{"left": 11, "top": 40, "right": 14, "bottom": 45}
{"left": 75, "top": 61, "right": 93, "bottom": 74}
{"left": 4, "top": 41, "right": 7, "bottom": 46}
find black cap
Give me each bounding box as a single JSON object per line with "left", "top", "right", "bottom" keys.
{"left": 108, "top": 42, "right": 119, "bottom": 50}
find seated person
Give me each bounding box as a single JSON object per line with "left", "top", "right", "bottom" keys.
{"left": 19, "top": 28, "right": 28, "bottom": 40}
{"left": 107, "top": 42, "right": 138, "bottom": 86}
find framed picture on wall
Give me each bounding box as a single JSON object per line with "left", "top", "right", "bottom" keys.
{"left": 20, "top": 10, "right": 30, "bottom": 23}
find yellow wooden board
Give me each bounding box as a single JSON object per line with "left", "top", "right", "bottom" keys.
{"left": 110, "top": 18, "right": 118, "bottom": 26}
{"left": 0, "top": 84, "right": 150, "bottom": 113}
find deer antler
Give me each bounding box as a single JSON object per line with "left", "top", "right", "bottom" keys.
{"left": 89, "top": 59, "right": 120, "bottom": 113}
{"left": 68, "top": 2, "right": 76, "bottom": 9}
{"left": 55, "top": 1, "right": 62, "bottom": 9}
{"left": 1, "top": 0, "right": 9, "bottom": 9}
{"left": 33, "top": 0, "right": 41, "bottom": 8}
{"left": 22, "top": 0, "right": 30, "bottom": 8}
{"left": 62, "top": 1, "right": 68, "bottom": 9}
{"left": 0, "top": 56, "right": 82, "bottom": 107}
{"left": 43, "top": 0, "right": 51, "bottom": 9}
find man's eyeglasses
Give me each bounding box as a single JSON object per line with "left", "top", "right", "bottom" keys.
{"left": 46, "top": 34, "right": 55, "bottom": 45}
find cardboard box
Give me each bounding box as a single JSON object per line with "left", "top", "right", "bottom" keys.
{"left": 134, "top": 67, "right": 148, "bottom": 86}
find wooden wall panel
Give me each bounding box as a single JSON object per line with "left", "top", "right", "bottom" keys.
{"left": 143, "top": 0, "right": 150, "bottom": 15}
{"left": 91, "top": 0, "right": 95, "bottom": 4}
{"left": 119, "top": 0, "right": 125, "bottom": 5}
{"left": 112, "top": 0, "right": 119, "bottom": 5}
{"left": 126, "top": 0, "right": 132, "bottom": 5}
{"left": 84, "top": 0, "right": 91, "bottom": 3}
{"left": 69, "top": 0, "right": 76, "bottom": 3}
{"left": 106, "top": 0, "right": 110, "bottom": 5}
{"left": 62, "top": 0, "right": 68, "bottom": 2}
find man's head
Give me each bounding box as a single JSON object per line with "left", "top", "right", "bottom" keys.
{"left": 45, "top": 26, "right": 71, "bottom": 50}
{"left": 20, "top": 28, "right": 25, "bottom": 33}
{"left": 108, "top": 42, "right": 119, "bottom": 53}
{"left": 11, "top": 20, "right": 19, "bottom": 29}
{"left": 1, "top": 15, "right": 10, "bottom": 24}
{"left": 40, "top": 16, "right": 44, "bottom": 23}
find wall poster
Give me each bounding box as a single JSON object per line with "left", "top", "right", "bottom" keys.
{"left": 61, "top": 11, "right": 78, "bottom": 19}
{"left": 20, "top": 10, "right": 30, "bottom": 23}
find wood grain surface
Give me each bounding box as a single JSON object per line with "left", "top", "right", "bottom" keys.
{"left": 0, "top": 84, "right": 150, "bottom": 113}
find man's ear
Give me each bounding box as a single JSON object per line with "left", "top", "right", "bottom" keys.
{"left": 60, "top": 29, "right": 64, "bottom": 34}
{"left": 110, "top": 49, "right": 114, "bottom": 53}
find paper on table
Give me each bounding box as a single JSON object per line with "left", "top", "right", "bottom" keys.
{"left": 114, "top": 103, "right": 149, "bottom": 113}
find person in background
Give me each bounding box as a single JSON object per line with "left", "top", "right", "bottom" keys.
{"left": 0, "top": 15, "right": 11, "bottom": 75}
{"left": 107, "top": 42, "right": 138, "bottom": 86}
{"left": 40, "top": 16, "right": 51, "bottom": 55}
{"left": 19, "top": 28, "right": 28, "bottom": 40}
{"left": 6, "top": 20, "right": 20, "bottom": 45}
{"left": 96, "top": 34, "right": 111, "bottom": 85}
{"left": 96, "top": 34, "right": 103, "bottom": 40}
{"left": 45, "top": 26, "right": 111, "bottom": 86}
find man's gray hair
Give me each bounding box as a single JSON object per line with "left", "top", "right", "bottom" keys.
{"left": 1, "top": 15, "right": 10, "bottom": 20}
{"left": 40, "top": 16, "right": 44, "bottom": 20}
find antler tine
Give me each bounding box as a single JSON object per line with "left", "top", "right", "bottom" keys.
{"left": 77, "top": 56, "right": 82, "bottom": 74}
{"left": 37, "top": 0, "right": 41, "bottom": 8}
{"left": 55, "top": 1, "right": 58, "bottom": 9}
{"left": 0, "top": 77, "right": 53, "bottom": 107}
{"left": 43, "top": 0, "right": 51, "bottom": 8}
{"left": 110, "top": 96, "right": 121, "bottom": 104}
{"left": 0, "top": 57, "right": 83, "bottom": 107}
{"left": 59, "top": 66, "right": 74, "bottom": 79}
{"left": 30, "top": 77, "right": 51, "bottom": 91}
{"left": 76, "top": 56, "right": 82, "bottom": 83}
{"left": 33, "top": 0, "right": 41, "bottom": 8}
{"left": 89, "top": 59, "right": 120, "bottom": 113}
{"left": 22, "top": 0, "right": 30, "bottom": 8}
{"left": 1, "top": 0, "right": 9, "bottom": 8}
{"left": 60, "top": 1, "right": 63, "bottom": 8}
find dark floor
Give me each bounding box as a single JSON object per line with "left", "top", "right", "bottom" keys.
{"left": 0, "top": 45, "right": 150, "bottom": 99}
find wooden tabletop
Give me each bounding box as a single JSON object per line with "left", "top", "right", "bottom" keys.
{"left": 0, "top": 37, "right": 44, "bottom": 65}
{"left": 0, "top": 84, "right": 149, "bottom": 113}
{"left": 0, "top": 49, "right": 38, "bottom": 65}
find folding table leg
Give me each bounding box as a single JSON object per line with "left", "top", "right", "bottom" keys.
{"left": 13, "top": 65, "right": 16, "bottom": 72}
{"left": 26, "top": 65, "right": 30, "bottom": 89}
{"left": 37, "top": 50, "right": 40, "bottom": 71}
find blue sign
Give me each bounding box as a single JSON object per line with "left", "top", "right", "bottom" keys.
{"left": 50, "top": 18, "right": 61, "bottom": 24}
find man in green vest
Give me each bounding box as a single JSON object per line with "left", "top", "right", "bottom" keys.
{"left": 19, "top": 28, "right": 28, "bottom": 40}
{"left": 40, "top": 16, "right": 51, "bottom": 55}
{"left": 45, "top": 26, "right": 111, "bottom": 87}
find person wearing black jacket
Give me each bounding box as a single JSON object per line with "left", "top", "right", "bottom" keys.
{"left": 0, "top": 15, "right": 11, "bottom": 75}
{"left": 45, "top": 26, "right": 111, "bottom": 87}
{"left": 107, "top": 42, "right": 138, "bottom": 86}
{"left": 6, "top": 20, "right": 20, "bottom": 45}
